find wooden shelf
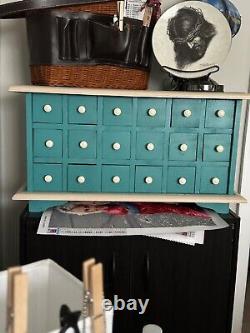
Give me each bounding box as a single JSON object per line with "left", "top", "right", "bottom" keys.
{"left": 9, "top": 85, "right": 250, "bottom": 100}
{"left": 12, "top": 185, "right": 247, "bottom": 204}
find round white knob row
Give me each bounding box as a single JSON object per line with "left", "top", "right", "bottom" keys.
{"left": 216, "top": 110, "right": 225, "bottom": 118}
{"left": 179, "top": 144, "right": 188, "bottom": 152}
{"left": 178, "top": 177, "right": 187, "bottom": 185}
{"left": 44, "top": 175, "right": 53, "bottom": 183}
{"left": 112, "top": 176, "right": 120, "bottom": 184}
{"left": 45, "top": 140, "right": 54, "bottom": 148}
{"left": 77, "top": 105, "right": 86, "bottom": 114}
{"left": 148, "top": 108, "right": 157, "bottom": 117}
{"left": 79, "top": 141, "right": 88, "bottom": 149}
{"left": 211, "top": 177, "right": 220, "bottom": 185}
{"left": 113, "top": 107, "right": 122, "bottom": 116}
{"left": 146, "top": 143, "right": 155, "bottom": 151}
{"left": 43, "top": 104, "right": 52, "bottom": 113}
{"left": 77, "top": 176, "right": 86, "bottom": 184}
{"left": 183, "top": 109, "right": 192, "bottom": 118}
{"left": 112, "top": 142, "right": 121, "bottom": 150}
{"left": 145, "top": 176, "right": 153, "bottom": 184}
{"left": 215, "top": 145, "right": 224, "bottom": 153}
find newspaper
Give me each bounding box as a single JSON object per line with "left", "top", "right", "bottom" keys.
{"left": 37, "top": 202, "right": 227, "bottom": 245}
{"left": 124, "top": 0, "right": 146, "bottom": 20}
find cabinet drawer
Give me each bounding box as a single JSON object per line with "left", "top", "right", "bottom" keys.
{"left": 68, "top": 129, "right": 97, "bottom": 159}
{"left": 200, "top": 166, "right": 229, "bottom": 194}
{"left": 135, "top": 166, "right": 163, "bottom": 193}
{"left": 68, "top": 96, "right": 97, "bottom": 124}
{"left": 102, "top": 165, "right": 130, "bottom": 192}
{"left": 167, "top": 167, "right": 196, "bottom": 193}
{"left": 136, "top": 131, "right": 164, "bottom": 160}
{"left": 33, "top": 94, "right": 62, "bottom": 123}
{"left": 203, "top": 134, "right": 232, "bottom": 161}
{"left": 102, "top": 130, "right": 131, "bottom": 160}
{"left": 34, "top": 129, "right": 63, "bottom": 159}
{"left": 171, "top": 99, "right": 205, "bottom": 128}
{"left": 137, "top": 98, "right": 167, "bottom": 127}
{"left": 169, "top": 133, "right": 198, "bottom": 161}
{"left": 205, "top": 100, "right": 235, "bottom": 128}
{"left": 33, "top": 163, "right": 63, "bottom": 191}
{"left": 68, "top": 165, "right": 101, "bottom": 192}
{"left": 103, "top": 97, "right": 133, "bottom": 126}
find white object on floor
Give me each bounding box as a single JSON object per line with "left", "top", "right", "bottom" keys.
{"left": 143, "top": 324, "right": 163, "bottom": 333}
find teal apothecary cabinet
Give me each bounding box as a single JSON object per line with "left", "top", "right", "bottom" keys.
{"left": 10, "top": 86, "right": 250, "bottom": 213}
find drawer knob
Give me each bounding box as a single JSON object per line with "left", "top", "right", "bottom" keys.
{"left": 183, "top": 109, "right": 192, "bottom": 118}
{"left": 43, "top": 104, "right": 52, "bottom": 113}
{"left": 178, "top": 177, "right": 187, "bottom": 185}
{"left": 112, "top": 142, "right": 121, "bottom": 150}
{"left": 44, "top": 175, "right": 53, "bottom": 183}
{"left": 146, "top": 143, "right": 155, "bottom": 151}
{"left": 211, "top": 177, "right": 220, "bottom": 185}
{"left": 216, "top": 110, "right": 225, "bottom": 118}
{"left": 148, "top": 108, "right": 157, "bottom": 117}
{"left": 79, "top": 141, "right": 88, "bottom": 149}
{"left": 112, "top": 176, "right": 120, "bottom": 184}
{"left": 77, "top": 105, "right": 86, "bottom": 114}
{"left": 179, "top": 144, "right": 188, "bottom": 152}
{"left": 77, "top": 176, "right": 86, "bottom": 184}
{"left": 45, "top": 140, "right": 54, "bottom": 148}
{"left": 145, "top": 176, "right": 153, "bottom": 184}
{"left": 113, "top": 107, "right": 122, "bottom": 116}
{"left": 215, "top": 145, "right": 224, "bottom": 153}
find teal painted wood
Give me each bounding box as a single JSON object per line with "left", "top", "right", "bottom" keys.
{"left": 33, "top": 163, "right": 63, "bottom": 191}
{"left": 136, "top": 130, "right": 165, "bottom": 160}
{"left": 203, "top": 134, "right": 232, "bottom": 161}
{"left": 102, "top": 165, "right": 130, "bottom": 192}
{"left": 102, "top": 129, "right": 131, "bottom": 160}
{"left": 68, "top": 128, "right": 97, "bottom": 159}
{"left": 171, "top": 99, "right": 206, "bottom": 128}
{"left": 200, "top": 166, "right": 229, "bottom": 194}
{"left": 167, "top": 167, "right": 196, "bottom": 193}
{"left": 103, "top": 97, "right": 133, "bottom": 126}
{"left": 68, "top": 165, "right": 101, "bottom": 192}
{"left": 135, "top": 166, "right": 163, "bottom": 193}
{"left": 33, "top": 93, "right": 63, "bottom": 123}
{"left": 197, "top": 203, "right": 229, "bottom": 214}
{"left": 137, "top": 98, "right": 167, "bottom": 127}
{"left": 26, "top": 93, "right": 33, "bottom": 191}
{"left": 68, "top": 95, "right": 98, "bottom": 124}
{"left": 169, "top": 133, "right": 198, "bottom": 161}
{"left": 205, "top": 100, "right": 235, "bottom": 128}
{"left": 33, "top": 128, "right": 63, "bottom": 158}
{"left": 29, "top": 200, "right": 66, "bottom": 212}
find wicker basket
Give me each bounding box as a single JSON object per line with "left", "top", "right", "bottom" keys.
{"left": 30, "top": 1, "right": 150, "bottom": 90}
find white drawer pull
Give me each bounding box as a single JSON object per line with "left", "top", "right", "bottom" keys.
{"left": 179, "top": 144, "right": 188, "bottom": 152}
{"left": 145, "top": 176, "right": 153, "bottom": 184}
{"left": 112, "top": 176, "right": 120, "bottom": 184}
{"left": 77, "top": 105, "right": 86, "bottom": 114}
{"left": 178, "top": 177, "right": 187, "bottom": 185}
{"left": 216, "top": 110, "right": 225, "bottom": 118}
{"left": 183, "top": 109, "right": 192, "bottom": 118}
{"left": 112, "top": 142, "right": 121, "bottom": 150}
{"left": 77, "top": 176, "right": 85, "bottom": 184}
{"left": 79, "top": 141, "right": 88, "bottom": 149}
{"left": 211, "top": 177, "right": 220, "bottom": 185}
{"left": 215, "top": 145, "right": 224, "bottom": 153}
{"left": 44, "top": 175, "right": 53, "bottom": 183}
{"left": 148, "top": 108, "right": 157, "bottom": 117}
{"left": 43, "top": 104, "right": 52, "bottom": 113}
{"left": 45, "top": 140, "right": 54, "bottom": 148}
{"left": 146, "top": 143, "right": 155, "bottom": 151}
{"left": 113, "top": 107, "right": 122, "bottom": 116}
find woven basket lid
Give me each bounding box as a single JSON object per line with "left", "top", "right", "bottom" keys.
{"left": 0, "top": 0, "right": 113, "bottom": 19}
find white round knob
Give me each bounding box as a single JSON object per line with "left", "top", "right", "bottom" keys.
{"left": 77, "top": 105, "right": 86, "bottom": 114}
{"left": 215, "top": 145, "right": 224, "bottom": 153}
{"left": 45, "top": 140, "right": 54, "bottom": 148}
{"left": 77, "top": 176, "right": 85, "bottom": 184}
{"left": 44, "top": 175, "right": 53, "bottom": 183}
{"left": 145, "top": 176, "right": 153, "bottom": 184}
{"left": 147, "top": 108, "right": 157, "bottom": 117}
{"left": 146, "top": 143, "right": 155, "bottom": 151}
{"left": 113, "top": 107, "right": 122, "bottom": 116}
{"left": 43, "top": 104, "right": 52, "bottom": 113}
{"left": 183, "top": 109, "right": 192, "bottom": 118}
{"left": 216, "top": 110, "right": 225, "bottom": 118}
{"left": 211, "top": 177, "right": 220, "bottom": 185}
{"left": 179, "top": 144, "right": 188, "bottom": 152}
{"left": 79, "top": 141, "right": 88, "bottom": 149}
{"left": 112, "top": 176, "right": 120, "bottom": 184}
{"left": 112, "top": 142, "right": 121, "bottom": 150}
{"left": 178, "top": 177, "right": 187, "bottom": 185}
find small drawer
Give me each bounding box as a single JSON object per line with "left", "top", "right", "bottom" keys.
{"left": 167, "top": 167, "right": 196, "bottom": 193}
{"left": 135, "top": 166, "right": 163, "bottom": 193}
{"left": 34, "top": 129, "right": 63, "bottom": 159}
{"left": 171, "top": 99, "right": 205, "bottom": 128}
{"left": 169, "top": 133, "right": 198, "bottom": 161}
{"left": 102, "top": 165, "right": 130, "bottom": 192}
{"left": 205, "top": 100, "right": 235, "bottom": 128}
{"left": 137, "top": 98, "right": 167, "bottom": 127}
{"left": 102, "top": 130, "right": 131, "bottom": 160}
{"left": 68, "top": 165, "right": 101, "bottom": 192}
{"left": 68, "top": 129, "right": 97, "bottom": 159}
{"left": 200, "top": 166, "right": 229, "bottom": 194}
{"left": 68, "top": 96, "right": 98, "bottom": 124}
{"left": 203, "top": 134, "right": 231, "bottom": 161}
{"left": 33, "top": 94, "right": 62, "bottom": 123}
{"left": 33, "top": 163, "right": 63, "bottom": 191}
{"left": 136, "top": 131, "right": 164, "bottom": 160}
{"left": 103, "top": 97, "right": 133, "bottom": 126}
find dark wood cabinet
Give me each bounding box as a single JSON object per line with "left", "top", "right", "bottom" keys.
{"left": 20, "top": 209, "right": 240, "bottom": 333}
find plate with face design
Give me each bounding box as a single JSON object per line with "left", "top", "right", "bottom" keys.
{"left": 152, "top": 1, "right": 232, "bottom": 78}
